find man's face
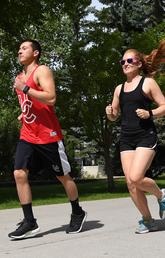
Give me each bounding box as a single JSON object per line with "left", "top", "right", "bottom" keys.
{"left": 18, "top": 41, "right": 35, "bottom": 65}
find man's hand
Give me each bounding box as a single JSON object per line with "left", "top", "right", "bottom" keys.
{"left": 13, "top": 77, "right": 26, "bottom": 91}
{"left": 17, "top": 113, "right": 23, "bottom": 123}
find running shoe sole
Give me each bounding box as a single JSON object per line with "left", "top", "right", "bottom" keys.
{"left": 9, "top": 227, "right": 40, "bottom": 239}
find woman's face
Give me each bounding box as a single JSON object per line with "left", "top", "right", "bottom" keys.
{"left": 120, "top": 51, "right": 141, "bottom": 76}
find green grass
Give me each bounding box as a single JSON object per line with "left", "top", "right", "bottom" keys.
{"left": 0, "top": 175, "right": 165, "bottom": 210}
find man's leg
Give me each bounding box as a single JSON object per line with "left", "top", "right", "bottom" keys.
{"left": 15, "top": 169, "right": 35, "bottom": 221}
{"left": 57, "top": 174, "right": 87, "bottom": 233}
{"left": 8, "top": 169, "right": 40, "bottom": 239}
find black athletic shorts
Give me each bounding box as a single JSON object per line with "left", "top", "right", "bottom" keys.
{"left": 14, "top": 139, "right": 71, "bottom": 176}
{"left": 120, "top": 129, "right": 158, "bottom": 152}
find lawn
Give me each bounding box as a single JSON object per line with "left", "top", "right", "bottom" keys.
{"left": 0, "top": 175, "right": 165, "bottom": 210}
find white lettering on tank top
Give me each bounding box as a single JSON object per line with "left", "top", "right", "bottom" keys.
{"left": 18, "top": 94, "right": 36, "bottom": 124}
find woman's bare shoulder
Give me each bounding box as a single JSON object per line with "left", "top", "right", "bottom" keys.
{"left": 115, "top": 83, "right": 123, "bottom": 96}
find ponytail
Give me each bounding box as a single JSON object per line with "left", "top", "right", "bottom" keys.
{"left": 125, "top": 40, "right": 165, "bottom": 77}
{"left": 143, "top": 39, "right": 165, "bottom": 77}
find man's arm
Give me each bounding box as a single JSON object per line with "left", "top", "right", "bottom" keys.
{"left": 14, "top": 65, "right": 56, "bottom": 106}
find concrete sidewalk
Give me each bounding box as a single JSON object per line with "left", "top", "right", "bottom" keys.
{"left": 0, "top": 196, "right": 165, "bottom": 258}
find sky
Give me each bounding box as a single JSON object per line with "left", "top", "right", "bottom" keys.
{"left": 86, "top": 0, "right": 105, "bottom": 20}
{"left": 91, "top": 0, "right": 104, "bottom": 10}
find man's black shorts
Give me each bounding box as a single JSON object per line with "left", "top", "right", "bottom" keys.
{"left": 14, "top": 139, "right": 71, "bottom": 176}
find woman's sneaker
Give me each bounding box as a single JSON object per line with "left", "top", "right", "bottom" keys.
{"left": 158, "top": 189, "right": 165, "bottom": 219}
{"left": 135, "top": 218, "right": 158, "bottom": 234}
{"left": 8, "top": 218, "right": 40, "bottom": 239}
{"left": 66, "top": 210, "right": 87, "bottom": 234}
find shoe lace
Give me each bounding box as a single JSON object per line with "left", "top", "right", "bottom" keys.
{"left": 15, "top": 219, "right": 27, "bottom": 232}
{"left": 16, "top": 218, "right": 25, "bottom": 227}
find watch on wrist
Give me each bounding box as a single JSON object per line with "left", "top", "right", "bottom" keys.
{"left": 22, "top": 85, "right": 30, "bottom": 94}
{"left": 149, "top": 110, "right": 153, "bottom": 118}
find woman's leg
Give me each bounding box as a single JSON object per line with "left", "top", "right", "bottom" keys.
{"left": 129, "top": 148, "right": 162, "bottom": 200}
{"left": 121, "top": 151, "right": 152, "bottom": 220}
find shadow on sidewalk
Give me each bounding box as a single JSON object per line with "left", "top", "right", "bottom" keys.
{"left": 10, "top": 220, "right": 104, "bottom": 241}
{"left": 37, "top": 220, "right": 104, "bottom": 237}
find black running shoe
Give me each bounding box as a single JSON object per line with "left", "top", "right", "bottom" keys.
{"left": 66, "top": 210, "right": 87, "bottom": 234}
{"left": 16, "top": 218, "right": 25, "bottom": 226}
{"left": 8, "top": 219, "right": 40, "bottom": 239}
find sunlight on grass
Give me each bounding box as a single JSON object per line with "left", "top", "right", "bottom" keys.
{"left": 0, "top": 175, "right": 164, "bottom": 210}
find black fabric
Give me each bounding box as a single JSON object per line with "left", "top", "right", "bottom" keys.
{"left": 119, "top": 77, "right": 156, "bottom": 134}
{"left": 14, "top": 139, "right": 68, "bottom": 176}
{"left": 120, "top": 128, "right": 157, "bottom": 152}
{"left": 70, "top": 198, "right": 83, "bottom": 215}
{"left": 22, "top": 203, "right": 35, "bottom": 222}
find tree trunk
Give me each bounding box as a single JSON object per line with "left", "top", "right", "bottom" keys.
{"left": 104, "top": 147, "right": 115, "bottom": 192}
{"left": 103, "top": 124, "right": 115, "bottom": 192}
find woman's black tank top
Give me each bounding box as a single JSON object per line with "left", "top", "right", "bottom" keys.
{"left": 119, "top": 77, "right": 156, "bottom": 134}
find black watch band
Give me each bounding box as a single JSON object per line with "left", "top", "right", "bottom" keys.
{"left": 22, "top": 85, "right": 30, "bottom": 94}
{"left": 149, "top": 110, "right": 153, "bottom": 118}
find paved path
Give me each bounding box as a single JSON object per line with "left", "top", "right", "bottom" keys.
{"left": 0, "top": 196, "right": 165, "bottom": 258}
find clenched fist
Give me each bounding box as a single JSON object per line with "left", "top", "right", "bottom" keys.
{"left": 105, "top": 104, "right": 113, "bottom": 115}
{"left": 136, "top": 108, "right": 150, "bottom": 119}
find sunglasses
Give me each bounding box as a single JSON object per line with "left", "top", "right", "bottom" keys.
{"left": 119, "top": 58, "right": 137, "bottom": 66}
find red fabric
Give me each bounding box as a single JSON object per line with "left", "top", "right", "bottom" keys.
{"left": 16, "top": 65, "right": 63, "bottom": 144}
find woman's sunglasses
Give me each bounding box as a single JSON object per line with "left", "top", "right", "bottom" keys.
{"left": 119, "top": 58, "right": 136, "bottom": 66}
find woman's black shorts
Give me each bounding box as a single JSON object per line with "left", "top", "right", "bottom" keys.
{"left": 120, "top": 129, "right": 158, "bottom": 152}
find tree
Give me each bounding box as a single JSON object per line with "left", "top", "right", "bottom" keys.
{"left": 62, "top": 1, "right": 165, "bottom": 191}
{"left": 99, "top": 0, "right": 165, "bottom": 32}
{"left": 0, "top": 0, "right": 164, "bottom": 187}
{"left": 0, "top": 0, "right": 93, "bottom": 180}
{"left": 0, "top": 0, "right": 71, "bottom": 180}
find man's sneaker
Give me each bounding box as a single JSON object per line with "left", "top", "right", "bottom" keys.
{"left": 158, "top": 189, "right": 165, "bottom": 219}
{"left": 16, "top": 218, "right": 25, "bottom": 226}
{"left": 8, "top": 219, "right": 40, "bottom": 239}
{"left": 135, "top": 218, "right": 158, "bottom": 234}
{"left": 66, "top": 210, "right": 87, "bottom": 234}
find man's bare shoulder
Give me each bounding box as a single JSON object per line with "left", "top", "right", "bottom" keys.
{"left": 36, "top": 64, "right": 52, "bottom": 73}
{"left": 35, "top": 65, "right": 53, "bottom": 80}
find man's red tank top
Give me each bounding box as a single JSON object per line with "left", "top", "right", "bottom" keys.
{"left": 16, "top": 65, "right": 63, "bottom": 144}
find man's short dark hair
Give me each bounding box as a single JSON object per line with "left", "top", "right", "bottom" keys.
{"left": 20, "top": 39, "right": 42, "bottom": 61}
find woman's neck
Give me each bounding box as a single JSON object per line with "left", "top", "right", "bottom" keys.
{"left": 126, "top": 73, "right": 141, "bottom": 83}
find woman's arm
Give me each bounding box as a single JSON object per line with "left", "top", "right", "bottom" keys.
{"left": 105, "top": 85, "right": 121, "bottom": 121}
{"left": 136, "top": 78, "right": 165, "bottom": 119}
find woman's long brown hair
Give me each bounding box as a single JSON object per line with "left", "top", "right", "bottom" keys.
{"left": 125, "top": 39, "right": 165, "bottom": 77}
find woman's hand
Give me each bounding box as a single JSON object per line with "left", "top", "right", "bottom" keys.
{"left": 105, "top": 104, "right": 118, "bottom": 121}
{"left": 105, "top": 104, "right": 113, "bottom": 116}
{"left": 136, "top": 108, "right": 150, "bottom": 119}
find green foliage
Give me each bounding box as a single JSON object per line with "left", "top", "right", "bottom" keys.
{"left": 99, "top": 0, "right": 165, "bottom": 32}
{"left": 1, "top": 175, "right": 165, "bottom": 209}
{"left": 0, "top": 0, "right": 164, "bottom": 187}
{"left": 0, "top": 106, "right": 20, "bottom": 180}
{"left": 0, "top": 178, "right": 129, "bottom": 209}
{"left": 0, "top": 0, "right": 43, "bottom": 37}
